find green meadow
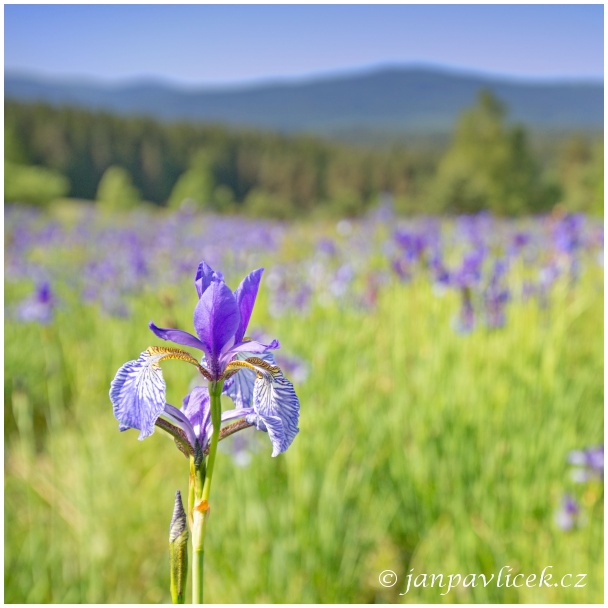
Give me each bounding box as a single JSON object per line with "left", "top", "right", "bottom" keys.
{"left": 4, "top": 208, "right": 603, "bottom": 603}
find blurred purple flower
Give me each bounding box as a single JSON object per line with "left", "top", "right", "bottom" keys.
{"left": 510, "top": 231, "right": 531, "bottom": 254}
{"left": 452, "top": 248, "right": 486, "bottom": 289}
{"left": 219, "top": 428, "right": 262, "bottom": 467}
{"left": 274, "top": 353, "right": 310, "bottom": 385}
{"left": 394, "top": 230, "right": 427, "bottom": 263}
{"left": 16, "top": 281, "right": 56, "bottom": 325}
{"left": 429, "top": 252, "right": 450, "bottom": 291}
{"left": 483, "top": 258, "right": 510, "bottom": 329}
{"left": 553, "top": 213, "right": 585, "bottom": 255}
{"left": 568, "top": 445, "right": 604, "bottom": 483}
{"left": 453, "top": 289, "right": 475, "bottom": 334}
{"left": 555, "top": 494, "right": 580, "bottom": 531}
{"left": 317, "top": 238, "right": 337, "bottom": 257}
{"left": 391, "top": 257, "right": 412, "bottom": 282}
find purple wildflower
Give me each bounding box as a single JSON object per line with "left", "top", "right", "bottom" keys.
{"left": 483, "top": 258, "right": 510, "bottom": 329}
{"left": 394, "top": 230, "right": 427, "bottom": 263}
{"left": 452, "top": 248, "right": 486, "bottom": 289}
{"left": 453, "top": 289, "right": 475, "bottom": 334}
{"left": 553, "top": 213, "right": 585, "bottom": 255}
{"left": 16, "top": 281, "right": 56, "bottom": 325}
{"left": 274, "top": 353, "right": 310, "bottom": 385}
{"left": 316, "top": 238, "right": 337, "bottom": 257}
{"left": 110, "top": 261, "right": 301, "bottom": 457}
{"left": 555, "top": 494, "right": 580, "bottom": 531}
{"left": 219, "top": 428, "right": 261, "bottom": 467}
{"left": 568, "top": 445, "right": 604, "bottom": 483}
{"left": 429, "top": 252, "right": 450, "bottom": 292}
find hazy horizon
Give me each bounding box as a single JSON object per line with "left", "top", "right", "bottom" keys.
{"left": 6, "top": 60, "right": 604, "bottom": 93}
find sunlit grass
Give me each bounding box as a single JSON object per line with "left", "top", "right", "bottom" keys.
{"left": 4, "top": 222, "right": 603, "bottom": 603}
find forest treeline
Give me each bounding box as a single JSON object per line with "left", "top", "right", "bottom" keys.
{"left": 4, "top": 93, "right": 604, "bottom": 217}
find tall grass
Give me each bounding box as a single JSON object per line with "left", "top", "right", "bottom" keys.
{"left": 4, "top": 213, "right": 603, "bottom": 603}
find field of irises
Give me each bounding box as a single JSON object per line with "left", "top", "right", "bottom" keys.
{"left": 4, "top": 201, "right": 604, "bottom": 603}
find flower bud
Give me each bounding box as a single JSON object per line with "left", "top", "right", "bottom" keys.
{"left": 169, "top": 490, "right": 189, "bottom": 603}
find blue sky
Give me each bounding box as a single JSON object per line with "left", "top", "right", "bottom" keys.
{"left": 4, "top": 4, "right": 604, "bottom": 85}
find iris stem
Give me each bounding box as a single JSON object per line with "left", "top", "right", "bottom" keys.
{"left": 191, "top": 380, "right": 223, "bottom": 604}
{"left": 192, "top": 547, "right": 203, "bottom": 603}
{"left": 190, "top": 455, "right": 204, "bottom": 603}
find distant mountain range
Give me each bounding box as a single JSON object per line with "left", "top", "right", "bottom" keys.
{"left": 5, "top": 66, "right": 603, "bottom": 138}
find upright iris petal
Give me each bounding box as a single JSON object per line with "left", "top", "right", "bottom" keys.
{"left": 149, "top": 263, "right": 277, "bottom": 379}
{"left": 233, "top": 268, "right": 264, "bottom": 344}
{"left": 193, "top": 281, "right": 240, "bottom": 376}
{"left": 195, "top": 261, "right": 224, "bottom": 298}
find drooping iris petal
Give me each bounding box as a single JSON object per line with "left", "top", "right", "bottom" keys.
{"left": 182, "top": 386, "right": 211, "bottom": 443}
{"left": 162, "top": 403, "right": 198, "bottom": 451}
{"left": 233, "top": 268, "right": 264, "bottom": 344}
{"left": 110, "top": 350, "right": 167, "bottom": 440}
{"left": 222, "top": 408, "right": 253, "bottom": 423}
{"left": 223, "top": 365, "right": 256, "bottom": 409}
{"left": 222, "top": 349, "right": 279, "bottom": 408}
{"left": 195, "top": 261, "right": 224, "bottom": 298}
{"left": 246, "top": 412, "right": 286, "bottom": 457}
{"left": 202, "top": 407, "right": 254, "bottom": 447}
{"left": 193, "top": 280, "right": 240, "bottom": 373}
{"left": 184, "top": 385, "right": 254, "bottom": 447}
{"left": 149, "top": 321, "right": 205, "bottom": 351}
{"left": 248, "top": 367, "right": 300, "bottom": 457}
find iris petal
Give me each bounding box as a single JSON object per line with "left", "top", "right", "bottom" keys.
{"left": 195, "top": 261, "right": 224, "bottom": 298}
{"left": 193, "top": 281, "right": 240, "bottom": 374}
{"left": 222, "top": 348, "right": 279, "bottom": 408}
{"left": 233, "top": 268, "right": 264, "bottom": 344}
{"left": 182, "top": 386, "right": 211, "bottom": 444}
{"left": 110, "top": 350, "right": 167, "bottom": 440}
{"left": 223, "top": 364, "right": 256, "bottom": 409}
{"left": 242, "top": 359, "right": 300, "bottom": 457}
{"left": 246, "top": 413, "right": 286, "bottom": 457}
{"left": 149, "top": 322, "right": 205, "bottom": 351}
{"left": 161, "top": 403, "right": 198, "bottom": 451}
{"left": 228, "top": 338, "right": 280, "bottom": 356}
{"left": 222, "top": 408, "right": 253, "bottom": 423}
{"left": 202, "top": 407, "right": 254, "bottom": 447}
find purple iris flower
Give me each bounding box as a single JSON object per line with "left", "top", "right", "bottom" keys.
{"left": 219, "top": 429, "right": 260, "bottom": 467}
{"left": 452, "top": 248, "right": 486, "bottom": 289}
{"left": 483, "top": 258, "right": 510, "bottom": 329}
{"left": 553, "top": 213, "right": 585, "bottom": 255}
{"left": 391, "top": 257, "right": 412, "bottom": 282}
{"left": 429, "top": 252, "right": 450, "bottom": 291}
{"left": 110, "top": 261, "right": 301, "bottom": 457}
{"left": 555, "top": 494, "right": 580, "bottom": 531}
{"left": 453, "top": 290, "right": 475, "bottom": 334}
{"left": 394, "top": 230, "right": 427, "bottom": 263}
{"left": 149, "top": 261, "right": 280, "bottom": 380}
{"left": 16, "top": 281, "right": 56, "bottom": 325}
{"left": 568, "top": 445, "right": 604, "bottom": 483}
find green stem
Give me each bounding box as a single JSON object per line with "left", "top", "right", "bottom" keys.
{"left": 202, "top": 381, "right": 223, "bottom": 503}
{"left": 191, "top": 380, "right": 223, "bottom": 604}
{"left": 192, "top": 547, "right": 203, "bottom": 603}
